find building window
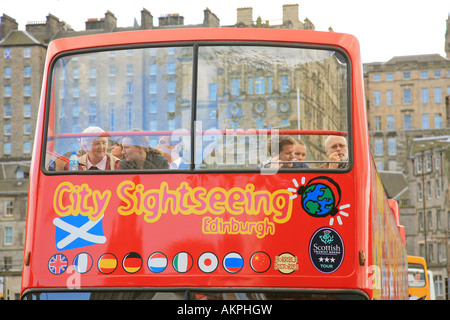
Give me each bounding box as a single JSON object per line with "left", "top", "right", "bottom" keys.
{"left": 4, "top": 227, "right": 13, "bottom": 245}
{"left": 281, "top": 75, "right": 289, "bottom": 92}
{"left": 421, "top": 88, "right": 428, "bottom": 103}
{"left": 209, "top": 83, "right": 217, "bottom": 101}
{"left": 126, "top": 82, "right": 133, "bottom": 94}
{"left": 90, "top": 85, "right": 97, "bottom": 97}
{"left": 416, "top": 157, "right": 422, "bottom": 174}
{"left": 375, "top": 138, "right": 383, "bottom": 156}
{"left": 386, "top": 90, "right": 393, "bottom": 105}
{"left": 89, "top": 67, "right": 96, "bottom": 78}
{"left": 231, "top": 78, "right": 240, "bottom": 96}
{"left": 373, "top": 74, "right": 380, "bottom": 82}
{"left": 4, "top": 105, "right": 11, "bottom": 118}
{"left": 168, "top": 81, "right": 175, "bottom": 94}
{"left": 73, "top": 67, "right": 79, "bottom": 79}
{"left": 168, "top": 63, "right": 175, "bottom": 75}
{"left": 425, "top": 153, "right": 432, "bottom": 172}
{"left": 421, "top": 71, "right": 428, "bottom": 79}
{"left": 433, "top": 70, "right": 441, "bottom": 78}
{"left": 4, "top": 85, "right": 11, "bottom": 97}
{"left": 248, "top": 77, "right": 253, "bottom": 94}
{"left": 435, "top": 113, "right": 442, "bottom": 128}
{"left": 150, "top": 64, "right": 157, "bottom": 75}
{"left": 4, "top": 123, "right": 11, "bottom": 135}
{"left": 404, "top": 114, "right": 412, "bottom": 130}
{"left": 24, "top": 123, "right": 31, "bottom": 134}
{"left": 387, "top": 115, "right": 394, "bottom": 130}
{"left": 4, "top": 200, "right": 14, "bottom": 216}
{"left": 403, "top": 72, "right": 410, "bottom": 79}
{"left": 426, "top": 182, "right": 431, "bottom": 200}
{"left": 24, "top": 142, "right": 32, "bottom": 154}
{"left": 374, "top": 91, "right": 381, "bottom": 106}
{"left": 388, "top": 137, "right": 397, "bottom": 155}
{"left": 24, "top": 104, "right": 31, "bottom": 117}
{"left": 126, "top": 64, "right": 133, "bottom": 76}
{"left": 255, "top": 77, "right": 265, "bottom": 94}
{"left": 418, "top": 183, "right": 423, "bottom": 201}
{"left": 386, "top": 73, "right": 393, "bottom": 81}
{"left": 434, "top": 87, "right": 441, "bottom": 103}
{"left": 374, "top": 116, "right": 381, "bottom": 130}
{"left": 403, "top": 88, "right": 411, "bottom": 104}
{"left": 3, "top": 142, "right": 11, "bottom": 155}
{"left": 24, "top": 47, "right": 31, "bottom": 58}
{"left": 109, "top": 65, "right": 116, "bottom": 77}
{"left": 149, "top": 82, "right": 157, "bottom": 94}
{"left": 24, "top": 66, "right": 31, "bottom": 77}
{"left": 4, "top": 67, "right": 11, "bottom": 78}
{"left": 418, "top": 211, "right": 423, "bottom": 230}
{"left": 24, "top": 85, "right": 31, "bottom": 96}
{"left": 421, "top": 114, "right": 429, "bottom": 129}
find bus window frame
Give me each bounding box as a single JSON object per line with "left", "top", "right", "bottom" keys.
{"left": 41, "top": 41, "right": 353, "bottom": 176}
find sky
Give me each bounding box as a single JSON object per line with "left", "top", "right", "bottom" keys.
{"left": 1, "top": 0, "right": 449, "bottom": 63}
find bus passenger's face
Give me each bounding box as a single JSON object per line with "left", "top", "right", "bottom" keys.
{"left": 326, "top": 136, "right": 348, "bottom": 161}
{"left": 122, "top": 137, "right": 141, "bottom": 162}
{"left": 87, "top": 137, "right": 108, "bottom": 160}
{"left": 294, "top": 144, "right": 306, "bottom": 161}
{"left": 279, "top": 144, "right": 294, "bottom": 167}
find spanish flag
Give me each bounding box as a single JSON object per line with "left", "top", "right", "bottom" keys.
{"left": 98, "top": 253, "right": 118, "bottom": 274}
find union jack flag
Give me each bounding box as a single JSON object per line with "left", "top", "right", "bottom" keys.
{"left": 48, "top": 254, "right": 68, "bottom": 275}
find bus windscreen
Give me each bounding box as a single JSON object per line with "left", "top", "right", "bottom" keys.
{"left": 44, "top": 45, "right": 349, "bottom": 173}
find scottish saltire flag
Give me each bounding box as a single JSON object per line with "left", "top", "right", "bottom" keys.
{"left": 147, "top": 252, "right": 168, "bottom": 273}
{"left": 48, "top": 253, "right": 68, "bottom": 275}
{"left": 223, "top": 252, "right": 244, "bottom": 273}
{"left": 73, "top": 252, "right": 93, "bottom": 273}
{"left": 53, "top": 214, "right": 106, "bottom": 251}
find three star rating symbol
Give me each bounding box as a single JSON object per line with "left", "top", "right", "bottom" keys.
{"left": 318, "top": 257, "right": 336, "bottom": 263}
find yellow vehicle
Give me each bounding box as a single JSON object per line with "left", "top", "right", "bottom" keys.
{"left": 407, "top": 256, "right": 430, "bottom": 300}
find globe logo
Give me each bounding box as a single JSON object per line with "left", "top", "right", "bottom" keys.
{"left": 296, "top": 176, "right": 341, "bottom": 219}
{"left": 301, "top": 183, "right": 336, "bottom": 217}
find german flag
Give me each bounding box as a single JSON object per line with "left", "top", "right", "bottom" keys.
{"left": 123, "top": 252, "right": 142, "bottom": 274}
{"left": 98, "top": 253, "right": 118, "bottom": 274}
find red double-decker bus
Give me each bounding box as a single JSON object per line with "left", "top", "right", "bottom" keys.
{"left": 21, "top": 28, "right": 408, "bottom": 299}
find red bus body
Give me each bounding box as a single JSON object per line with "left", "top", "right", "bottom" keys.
{"left": 21, "top": 28, "right": 408, "bottom": 299}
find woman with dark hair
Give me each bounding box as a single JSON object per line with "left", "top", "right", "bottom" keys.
{"left": 111, "top": 137, "right": 124, "bottom": 160}
{"left": 119, "top": 130, "right": 169, "bottom": 170}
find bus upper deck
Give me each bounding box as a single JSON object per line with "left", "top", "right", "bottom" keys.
{"left": 21, "top": 28, "right": 408, "bottom": 300}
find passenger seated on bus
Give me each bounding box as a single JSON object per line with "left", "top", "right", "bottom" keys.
{"left": 111, "top": 137, "right": 124, "bottom": 160}
{"left": 156, "top": 135, "right": 189, "bottom": 169}
{"left": 318, "top": 135, "right": 348, "bottom": 169}
{"left": 293, "top": 138, "right": 310, "bottom": 168}
{"left": 263, "top": 135, "right": 306, "bottom": 168}
{"left": 64, "top": 126, "right": 120, "bottom": 170}
{"left": 119, "top": 129, "right": 169, "bottom": 170}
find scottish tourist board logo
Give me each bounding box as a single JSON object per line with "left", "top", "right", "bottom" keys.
{"left": 309, "top": 227, "right": 344, "bottom": 274}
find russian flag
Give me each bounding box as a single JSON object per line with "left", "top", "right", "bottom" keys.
{"left": 223, "top": 252, "right": 244, "bottom": 273}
